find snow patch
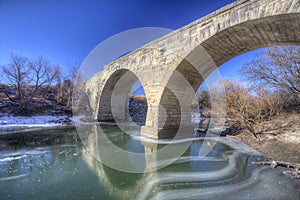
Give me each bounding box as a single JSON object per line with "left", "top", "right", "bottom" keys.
{"left": 0, "top": 115, "right": 72, "bottom": 126}
{"left": 0, "top": 114, "right": 73, "bottom": 133}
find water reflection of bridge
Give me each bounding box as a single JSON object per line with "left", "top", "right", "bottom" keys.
{"left": 81, "top": 124, "right": 299, "bottom": 200}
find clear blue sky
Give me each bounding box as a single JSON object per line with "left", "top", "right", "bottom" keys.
{"left": 0, "top": 0, "right": 263, "bottom": 79}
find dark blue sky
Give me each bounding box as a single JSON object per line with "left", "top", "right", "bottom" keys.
{"left": 0, "top": 0, "right": 262, "bottom": 78}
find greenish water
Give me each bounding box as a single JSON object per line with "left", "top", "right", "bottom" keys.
{"left": 0, "top": 125, "right": 299, "bottom": 200}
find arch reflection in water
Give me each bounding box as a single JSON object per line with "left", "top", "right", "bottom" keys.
{"left": 82, "top": 124, "right": 300, "bottom": 200}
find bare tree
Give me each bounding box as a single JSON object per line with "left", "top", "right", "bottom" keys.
{"left": 1, "top": 54, "right": 31, "bottom": 107}
{"left": 27, "top": 56, "right": 59, "bottom": 104}
{"left": 196, "top": 89, "right": 211, "bottom": 109}
{"left": 67, "top": 63, "right": 80, "bottom": 84}
{"left": 224, "top": 80, "right": 287, "bottom": 138}
{"left": 255, "top": 88, "right": 286, "bottom": 120}
{"left": 224, "top": 80, "right": 258, "bottom": 137}
{"left": 56, "top": 66, "right": 63, "bottom": 105}
{"left": 0, "top": 54, "right": 59, "bottom": 112}
{"left": 240, "top": 46, "right": 300, "bottom": 102}
{"left": 191, "top": 89, "right": 211, "bottom": 111}
{"left": 56, "top": 63, "right": 80, "bottom": 109}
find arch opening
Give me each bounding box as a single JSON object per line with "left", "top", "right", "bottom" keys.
{"left": 128, "top": 80, "right": 147, "bottom": 126}
{"left": 97, "top": 69, "right": 148, "bottom": 126}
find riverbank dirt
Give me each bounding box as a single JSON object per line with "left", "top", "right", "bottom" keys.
{"left": 233, "top": 114, "right": 300, "bottom": 163}
{"left": 235, "top": 132, "right": 300, "bottom": 163}
{"left": 230, "top": 114, "right": 300, "bottom": 186}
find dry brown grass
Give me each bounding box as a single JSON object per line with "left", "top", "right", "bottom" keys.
{"left": 234, "top": 113, "right": 300, "bottom": 163}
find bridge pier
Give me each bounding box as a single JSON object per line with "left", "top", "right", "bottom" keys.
{"left": 141, "top": 82, "right": 196, "bottom": 139}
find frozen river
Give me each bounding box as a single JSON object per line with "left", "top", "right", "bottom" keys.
{"left": 0, "top": 124, "right": 299, "bottom": 199}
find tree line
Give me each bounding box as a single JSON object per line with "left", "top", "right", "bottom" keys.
{"left": 0, "top": 54, "right": 79, "bottom": 115}
{"left": 194, "top": 46, "right": 300, "bottom": 138}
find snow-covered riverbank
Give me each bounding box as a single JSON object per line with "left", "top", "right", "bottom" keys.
{"left": 0, "top": 115, "right": 72, "bottom": 125}
{"left": 0, "top": 114, "right": 73, "bottom": 133}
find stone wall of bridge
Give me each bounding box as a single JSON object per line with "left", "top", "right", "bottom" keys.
{"left": 85, "top": 0, "right": 300, "bottom": 139}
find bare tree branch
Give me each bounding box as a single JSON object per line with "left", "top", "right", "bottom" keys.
{"left": 240, "top": 46, "right": 300, "bottom": 101}
{"left": 0, "top": 54, "right": 60, "bottom": 112}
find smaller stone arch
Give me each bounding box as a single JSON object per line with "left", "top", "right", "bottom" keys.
{"left": 97, "top": 69, "right": 148, "bottom": 125}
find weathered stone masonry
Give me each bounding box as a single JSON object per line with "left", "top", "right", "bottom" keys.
{"left": 85, "top": 0, "right": 300, "bottom": 139}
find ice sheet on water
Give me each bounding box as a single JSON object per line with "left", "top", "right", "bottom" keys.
{"left": 0, "top": 155, "right": 27, "bottom": 162}
{"left": 159, "top": 168, "right": 298, "bottom": 200}
{"left": 0, "top": 173, "right": 29, "bottom": 181}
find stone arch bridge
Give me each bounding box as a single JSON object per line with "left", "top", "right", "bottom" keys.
{"left": 84, "top": 0, "right": 300, "bottom": 139}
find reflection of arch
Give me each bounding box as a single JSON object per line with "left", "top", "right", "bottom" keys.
{"left": 81, "top": 124, "right": 159, "bottom": 200}
{"left": 81, "top": 124, "right": 300, "bottom": 199}
{"left": 97, "top": 69, "right": 147, "bottom": 124}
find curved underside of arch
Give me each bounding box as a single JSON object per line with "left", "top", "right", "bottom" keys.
{"left": 202, "top": 13, "right": 300, "bottom": 67}
{"left": 173, "top": 13, "right": 300, "bottom": 96}
{"left": 97, "top": 69, "right": 140, "bottom": 123}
